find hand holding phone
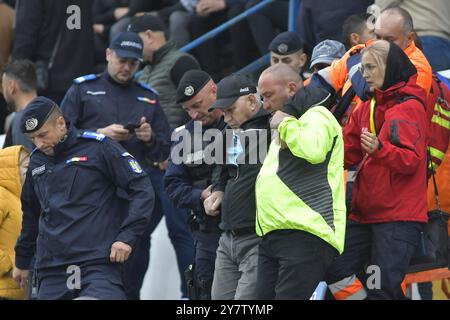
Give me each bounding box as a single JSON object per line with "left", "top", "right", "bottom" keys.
{"left": 124, "top": 123, "right": 141, "bottom": 134}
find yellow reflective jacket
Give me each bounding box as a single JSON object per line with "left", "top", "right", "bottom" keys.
{"left": 255, "top": 106, "right": 346, "bottom": 253}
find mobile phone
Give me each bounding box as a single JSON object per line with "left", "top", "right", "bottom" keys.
{"left": 124, "top": 123, "right": 140, "bottom": 133}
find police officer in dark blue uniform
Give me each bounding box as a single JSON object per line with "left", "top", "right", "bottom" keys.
{"left": 60, "top": 32, "right": 194, "bottom": 299}
{"left": 164, "top": 70, "right": 225, "bottom": 300}
{"left": 13, "top": 97, "right": 155, "bottom": 300}
{"left": 61, "top": 31, "right": 171, "bottom": 165}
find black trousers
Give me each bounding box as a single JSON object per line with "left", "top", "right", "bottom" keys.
{"left": 256, "top": 229, "right": 338, "bottom": 300}
{"left": 36, "top": 263, "right": 125, "bottom": 300}
{"left": 246, "top": 0, "right": 289, "bottom": 55}
{"left": 191, "top": 229, "right": 221, "bottom": 300}
{"left": 325, "top": 220, "right": 423, "bottom": 300}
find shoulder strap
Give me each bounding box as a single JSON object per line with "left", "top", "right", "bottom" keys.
{"left": 332, "top": 86, "right": 356, "bottom": 122}
{"left": 79, "top": 131, "right": 106, "bottom": 142}
{"left": 435, "top": 76, "right": 449, "bottom": 109}
{"left": 428, "top": 147, "right": 441, "bottom": 210}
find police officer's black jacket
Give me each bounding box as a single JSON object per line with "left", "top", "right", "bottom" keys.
{"left": 60, "top": 71, "right": 171, "bottom": 165}
{"left": 213, "top": 108, "right": 271, "bottom": 231}
{"left": 164, "top": 118, "right": 227, "bottom": 229}
{"left": 15, "top": 126, "right": 155, "bottom": 270}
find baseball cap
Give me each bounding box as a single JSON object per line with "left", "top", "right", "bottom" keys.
{"left": 310, "top": 40, "right": 346, "bottom": 68}
{"left": 209, "top": 74, "right": 257, "bottom": 111}
{"left": 109, "top": 32, "right": 143, "bottom": 61}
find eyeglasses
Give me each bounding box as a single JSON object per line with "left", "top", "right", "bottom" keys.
{"left": 359, "top": 63, "right": 378, "bottom": 74}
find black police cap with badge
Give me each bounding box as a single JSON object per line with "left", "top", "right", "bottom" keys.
{"left": 176, "top": 70, "right": 212, "bottom": 104}
{"left": 21, "top": 96, "right": 57, "bottom": 134}
{"left": 268, "top": 31, "right": 304, "bottom": 55}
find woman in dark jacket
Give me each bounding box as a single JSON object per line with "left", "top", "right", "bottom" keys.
{"left": 326, "top": 40, "right": 428, "bottom": 300}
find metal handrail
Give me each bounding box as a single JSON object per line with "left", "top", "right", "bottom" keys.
{"left": 180, "top": 0, "right": 302, "bottom": 74}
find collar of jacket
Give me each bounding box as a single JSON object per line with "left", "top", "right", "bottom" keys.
{"left": 103, "top": 69, "right": 133, "bottom": 87}
{"left": 186, "top": 116, "right": 227, "bottom": 133}
{"left": 373, "top": 74, "right": 426, "bottom": 107}
{"left": 403, "top": 40, "right": 417, "bottom": 59}
{"left": 52, "top": 124, "right": 78, "bottom": 156}
{"left": 240, "top": 107, "right": 270, "bottom": 131}
{"left": 152, "top": 41, "right": 177, "bottom": 65}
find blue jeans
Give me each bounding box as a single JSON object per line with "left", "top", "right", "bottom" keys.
{"left": 123, "top": 167, "right": 194, "bottom": 299}
{"left": 420, "top": 36, "right": 450, "bottom": 72}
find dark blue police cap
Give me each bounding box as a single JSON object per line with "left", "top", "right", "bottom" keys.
{"left": 268, "top": 32, "right": 304, "bottom": 55}
{"left": 21, "top": 96, "right": 57, "bottom": 133}
{"left": 176, "top": 70, "right": 211, "bottom": 104}
{"left": 110, "top": 32, "right": 143, "bottom": 61}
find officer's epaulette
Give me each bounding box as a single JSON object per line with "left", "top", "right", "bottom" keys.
{"left": 74, "top": 73, "right": 101, "bottom": 84}
{"left": 137, "top": 82, "right": 159, "bottom": 96}
{"left": 79, "top": 131, "right": 106, "bottom": 141}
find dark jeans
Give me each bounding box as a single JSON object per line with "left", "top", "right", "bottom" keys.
{"left": 227, "top": 3, "right": 259, "bottom": 70}
{"left": 189, "top": 10, "right": 229, "bottom": 81}
{"left": 123, "top": 167, "right": 194, "bottom": 299}
{"left": 256, "top": 229, "right": 338, "bottom": 300}
{"left": 246, "top": 0, "right": 289, "bottom": 55}
{"left": 326, "top": 220, "right": 423, "bottom": 300}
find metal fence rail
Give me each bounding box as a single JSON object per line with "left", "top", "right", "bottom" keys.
{"left": 180, "top": 0, "right": 302, "bottom": 74}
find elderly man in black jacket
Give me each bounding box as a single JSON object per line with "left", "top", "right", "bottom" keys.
{"left": 203, "top": 73, "right": 271, "bottom": 300}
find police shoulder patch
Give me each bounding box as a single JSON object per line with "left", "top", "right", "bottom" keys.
{"left": 137, "top": 82, "right": 159, "bottom": 96}
{"left": 80, "top": 131, "right": 106, "bottom": 141}
{"left": 128, "top": 159, "right": 143, "bottom": 173}
{"left": 74, "top": 74, "right": 100, "bottom": 84}
{"left": 121, "top": 152, "right": 135, "bottom": 158}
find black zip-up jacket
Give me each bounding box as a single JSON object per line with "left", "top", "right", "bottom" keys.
{"left": 213, "top": 107, "right": 271, "bottom": 231}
